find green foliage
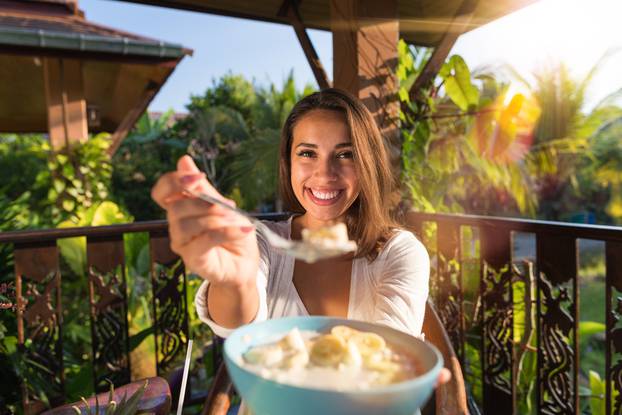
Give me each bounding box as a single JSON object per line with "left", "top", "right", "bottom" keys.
{"left": 398, "top": 39, "right": 536, "bottom": 216}
{"left": 588, "top": 370, "right": 606, "bottom": 415}
{"left": 111, "top": 111, "right": 186, "bottom": 221}
{"left": 0, "top": 132, "right": 113, "bottom": 226}
{"left": 439, "top": 55, "right": 480, "bottom": 111}
{"left": 506, "top": 51, "right": 622, "bottom": 222}
{"left": 37, "top": 134, "right": 113, "bottom": 224}
{"left": 57, "top": 201, "right": 133, "bottom": 277}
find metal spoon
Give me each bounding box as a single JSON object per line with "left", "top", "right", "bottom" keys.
{"left": 184, "top": 189, "right": 357, "bottom": 263}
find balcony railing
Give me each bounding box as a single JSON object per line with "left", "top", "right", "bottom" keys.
{"left": 2, "top": 212, "right": 622, "bottom": 414}
{"left": 406, "top": 211, "right": 622, "bottom": 415}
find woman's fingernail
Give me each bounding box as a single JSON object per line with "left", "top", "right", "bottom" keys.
{"left": 180, "top": 173, "right": 202, "bottom": 185}
{"left": 240, "top": 226, "right": 254, "bottom": 233}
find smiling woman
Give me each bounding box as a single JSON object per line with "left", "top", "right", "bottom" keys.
{"left": 150, "top": 87, "right": 441, "bottom": 414}
{"left": 152, "top": 86, "right": 430, "bottom": 333}
{"left": 279, "top": 90, "right": 401, "bottom": 261}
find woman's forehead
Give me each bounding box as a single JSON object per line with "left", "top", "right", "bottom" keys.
{"left": 292, "top": 109, "right": 350, "bottom": 144}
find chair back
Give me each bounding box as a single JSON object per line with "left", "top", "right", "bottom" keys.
{"left": 421, "top": 300, "right": 469, "bottom": 415}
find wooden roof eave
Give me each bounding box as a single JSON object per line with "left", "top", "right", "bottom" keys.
{"left": 113, "top": 0, "right": 539, "bottom": 48}
{"left": 0, "top": 25, "right": 192, "bottom": 60}
{"left": 106, "top": 55, "right": 184, "bottom": 156}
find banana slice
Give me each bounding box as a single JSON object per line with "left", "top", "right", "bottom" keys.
{"left": 282, "top": 350, "right": 310, "bottom": 369}
{"left": 330, "top": 325, "right": 359, "bottom": 341}
{"left": 243, "top": 344, "right": 284, "bottom": 367}
{"left": 366, "top": 356, "right": 402, "bottom": 385}
{"left": 350, "top": 332, "right": 386, "bottom": 357}
{"left": 279, "top": 327, "right": 307, "bottom": 352}
{"left": 310, "top": 334, "right": 347, "bottom": 366}
{"left": 365, "top": 356, "right": 400, "bottom": 373}
{"left": 342, "top": 340, "right": 362, "bottom": 368}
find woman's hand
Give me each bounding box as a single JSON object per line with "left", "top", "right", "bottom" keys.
{"left": 151, "top": 155, "right": 260, "bottom": 289}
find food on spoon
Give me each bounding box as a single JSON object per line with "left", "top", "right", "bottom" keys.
{"left": 240, "top": 325, "right": 418, "bottom": 390}
{"left": 301, "top": 223, "right": 357, "bottom": 251}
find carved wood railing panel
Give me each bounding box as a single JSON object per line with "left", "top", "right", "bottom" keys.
{"left": 86, "top": 235, "right": 130, "bottom": 392}
{"left": 14, "top": 242, "right": 64, "bottom": 408}
{"left": 536, "top": 234, "right": 577, "bottom": 415}
{"left": 436, "top": 221, "right": 465, "bottom": 362}
{"left": 150, "top": 231, "right": 188, "bottom": 376}
{"left": 480, "top": 226, "right": 514, "bottom": 414}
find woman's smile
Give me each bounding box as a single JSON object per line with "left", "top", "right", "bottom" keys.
{"left": 305, "top": 188, "right": 344, "bottom": 206}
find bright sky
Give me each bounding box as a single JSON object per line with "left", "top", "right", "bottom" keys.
{"left": 82, "top": 0, "right": 622, "bottom": 112}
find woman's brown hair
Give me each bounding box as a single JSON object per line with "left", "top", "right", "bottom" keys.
{"left": 278, "top": 88, "right": 400, "bottom": 261}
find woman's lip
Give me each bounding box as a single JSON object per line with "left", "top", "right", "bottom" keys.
{"left": 305, "top": 188, "right": 344, "bottom": 206}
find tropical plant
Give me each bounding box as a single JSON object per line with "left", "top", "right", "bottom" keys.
{"left": 71, "top": 379, "right": 148, "bottom": 415}
{"left": 111, "top": 110, "right": 186, "bottom": 221}
{"left": 398, "top": 40, "right": 538, "bottom": 216}
{"left": 506, "top": 50, "right": 622, "bottom": 221}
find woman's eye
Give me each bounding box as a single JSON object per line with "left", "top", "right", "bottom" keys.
{"left": 337, "top": 151, "right": 354, "bottom": 159}
{"left": 296, "top": 150, "right": 315, "bottom": 158}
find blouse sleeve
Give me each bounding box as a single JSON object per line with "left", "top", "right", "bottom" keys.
{"left": 194, "top": 227, "right": 272, "bottom": 338}
{"left": 372, "top": 231, "right": 430, "bottom": 337}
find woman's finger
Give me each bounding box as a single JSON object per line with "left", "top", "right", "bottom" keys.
{"left": 151, "top": 171, "right": 183, "bottom": 208}
{"left": 165, "top": 196, "right": 243, "bottom": 223}
{"left": 169, "top": 214, "right": 252, "bottom": 247}
{"left": 177, "top": 156, "right": 224, "bottom": 199}
{"left": 171, "top": 226, "right": 256, "bottom": 269}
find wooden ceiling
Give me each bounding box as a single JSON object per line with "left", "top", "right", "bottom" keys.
{"left": 118, "top": 0, "right": 537, "bottom": 47}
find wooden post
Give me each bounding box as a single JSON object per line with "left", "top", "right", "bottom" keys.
{"left": 43, "top": 58, "right": 88, "bottom": 149}
{"left": 330, "top": 0, "right": 399, "bottom": 147}
{"left": 329, "top": 0, "right": 401, "bottom": 189}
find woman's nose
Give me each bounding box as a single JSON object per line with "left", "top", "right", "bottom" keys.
{"left": 313, "top": 157, "right": 338, "bottom": 180}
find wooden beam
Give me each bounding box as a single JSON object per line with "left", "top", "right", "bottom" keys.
{"left": 107, "top": 60, "right": 180, "bottom": 155}
{"left": 409, "top": 0, "right": 479, "bottom": 100}
{"left": 280, "top": 0, "right": 331, "bottom": 90}
{"left": 43, "top": 58, "right": 88, "bottom": 149}
{"left": 329, "top": 0, "right": 400, "bottom": 168}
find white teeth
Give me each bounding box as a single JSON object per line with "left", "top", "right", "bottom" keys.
{"left": 310, "top": 189, "right": 340, "bottom": 200}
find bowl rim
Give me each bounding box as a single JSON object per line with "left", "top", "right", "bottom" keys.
{"left": 223, "top": 315, "right": 444, "bottom": 395}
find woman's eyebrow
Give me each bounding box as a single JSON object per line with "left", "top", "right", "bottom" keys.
{"left": 295, "top": 142, "right": 317, "bottom": 149}
{"left": 294, "top": 142, "right": 352, "bottom": 149}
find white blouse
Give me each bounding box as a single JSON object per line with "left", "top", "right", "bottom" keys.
{"left": 195, "top": 217, "right": 430, "bottom": 338}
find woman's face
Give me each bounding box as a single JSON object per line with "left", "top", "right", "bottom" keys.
{"left": 290, "top": 109, "right": 360, "bottom": 228}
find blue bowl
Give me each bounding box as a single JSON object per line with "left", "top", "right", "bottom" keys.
{"left": 224, "top": 316, "right": 443, "bottom": 415}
